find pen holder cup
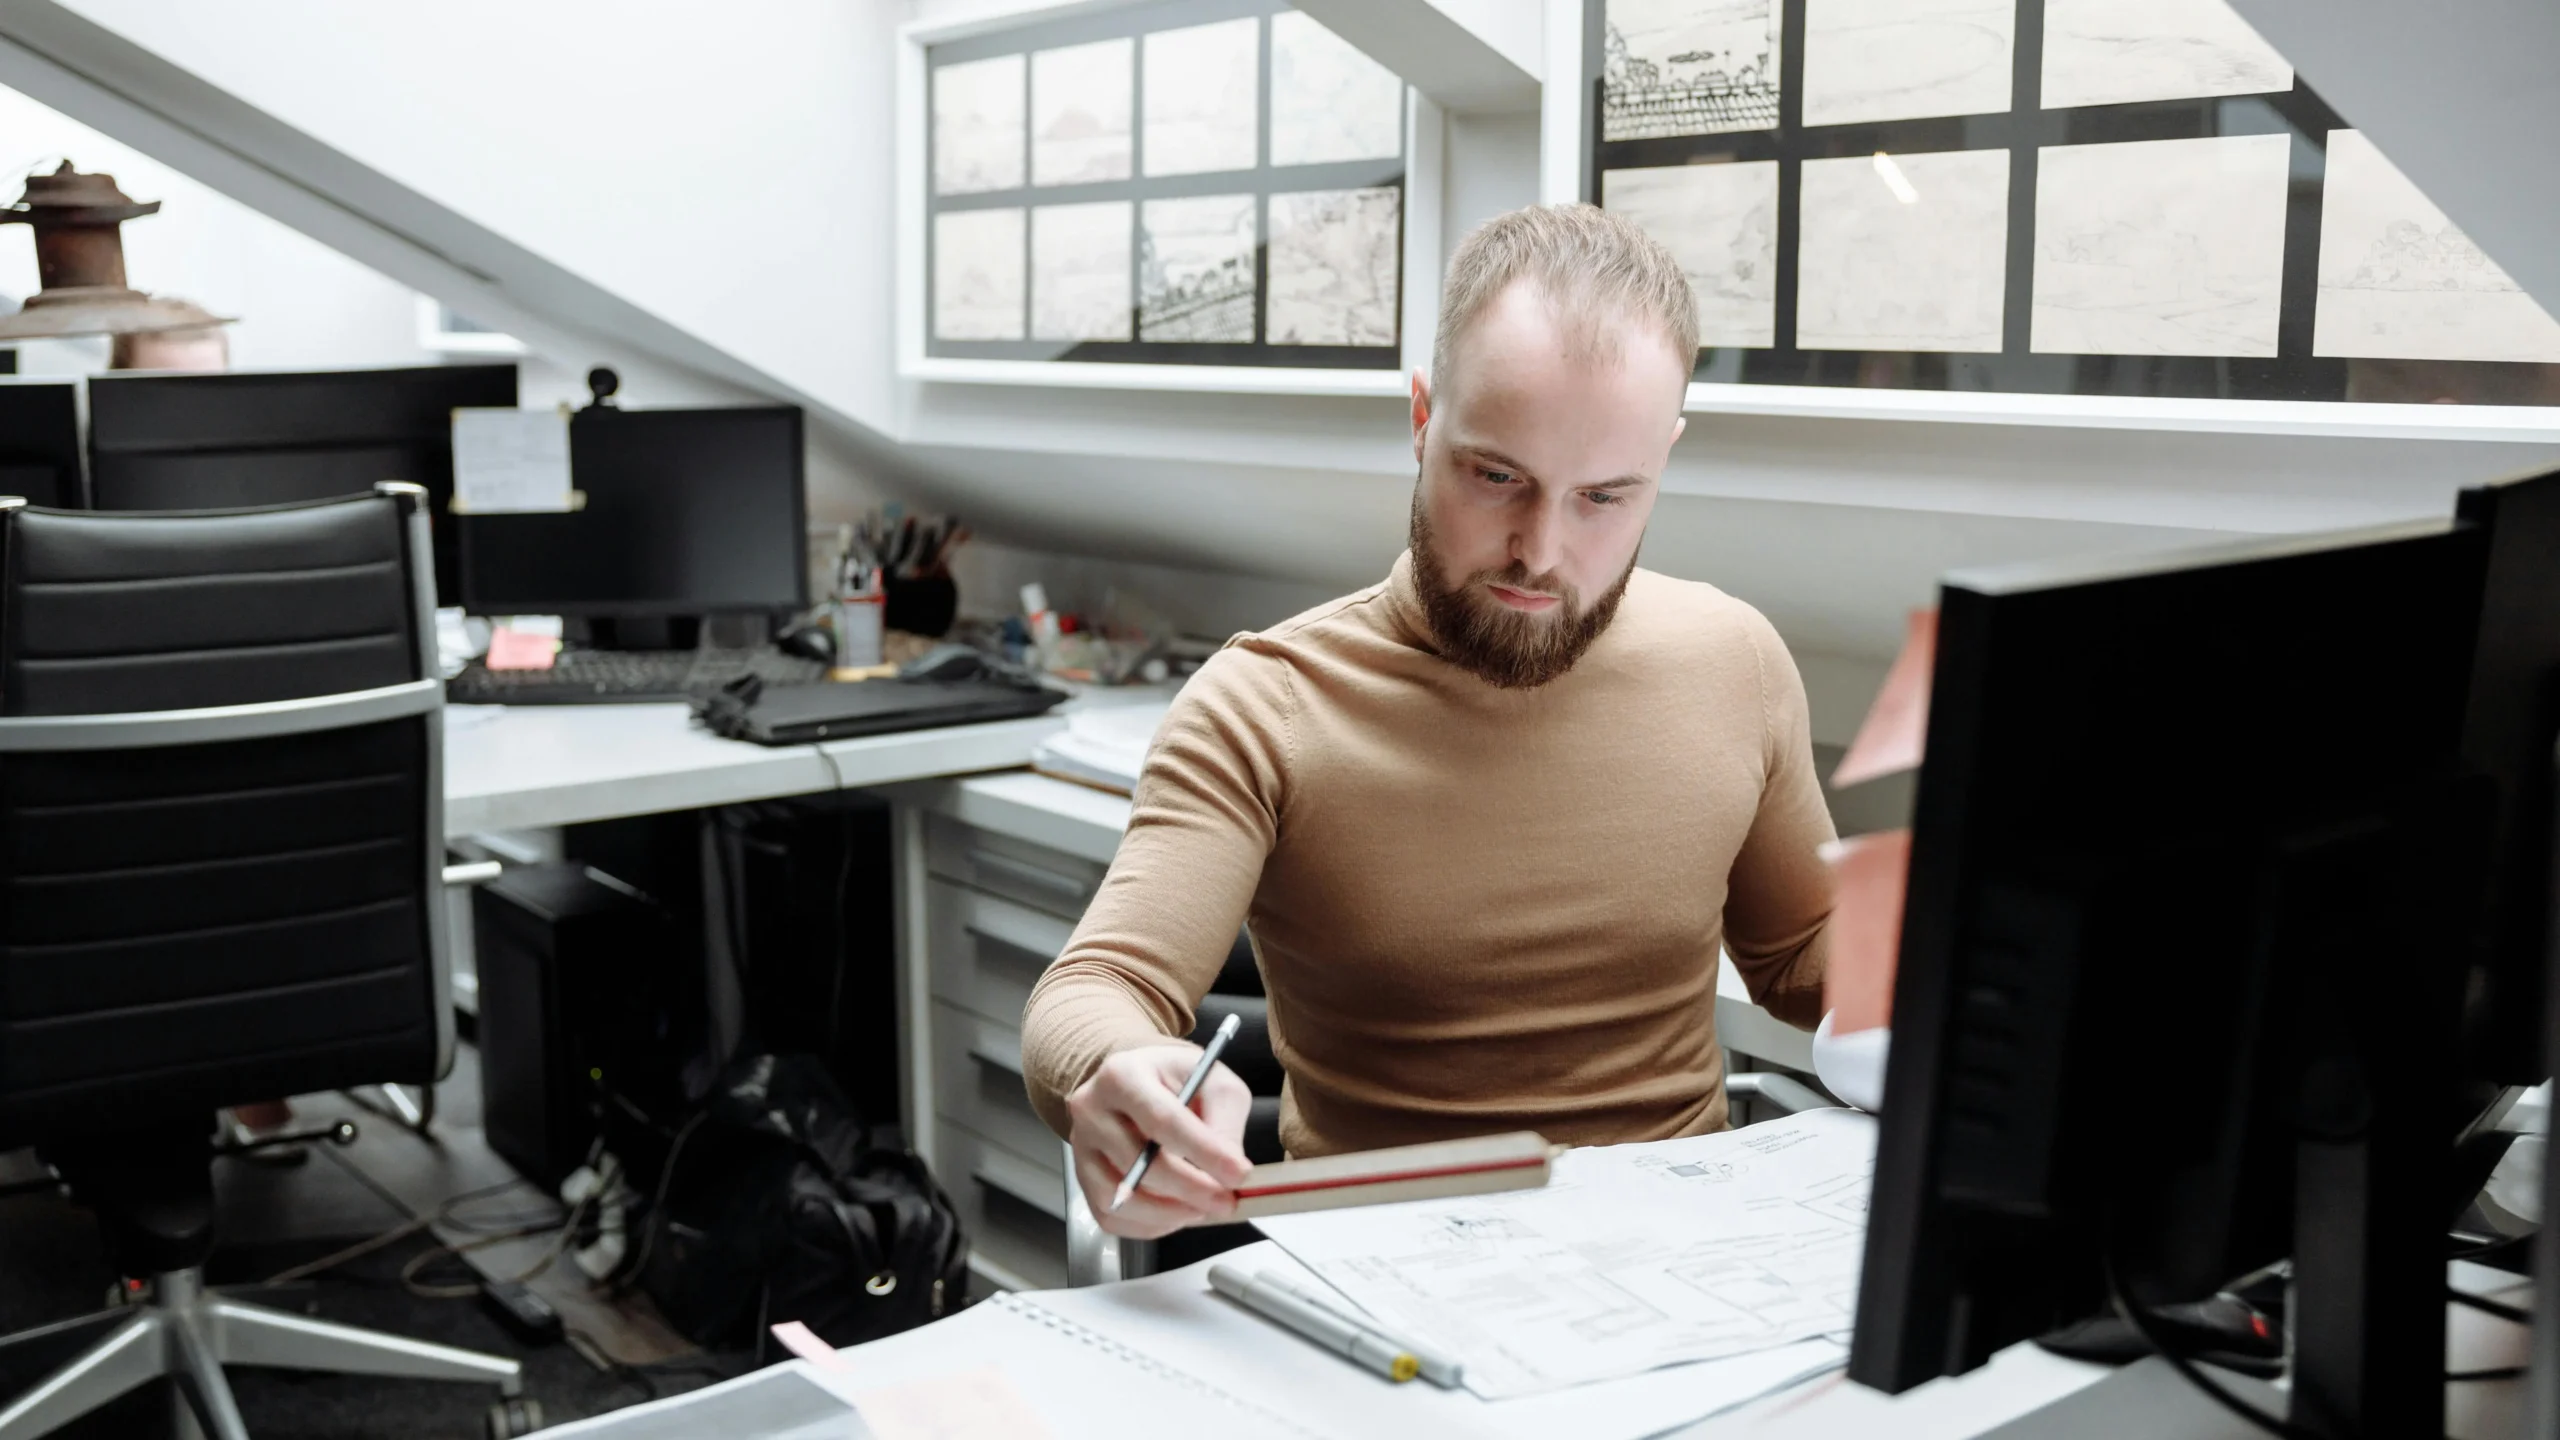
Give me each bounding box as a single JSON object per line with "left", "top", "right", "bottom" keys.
{"left": 884, "top": 574, "right": 959, "bottom": 638}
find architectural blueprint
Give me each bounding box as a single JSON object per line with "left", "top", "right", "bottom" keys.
{"left": 1256, "top": 1110, "right": 1876, "bottom": 1401}
{"left": 1033, "top": 39, "right": 1133, "bottom": 187}
{"left": 1603, "top": 0, "right": 1782, "bottom": 142}
{"left": 1143, "top": 17, "right": 1261, "bottom": 177}
{"left": 2030, "top": 133, "right": 2290, "bottom": 357}
{"left": 2040, "top": 0, "right": 2291, "bottom": 110}
{"left": 1033, "top": 201, "right": 1133, "bottom": 342}
{"left": 1271, "top": 12, "right": 1404, "bottom": 167}
{"left": 1799, "top": 148, "right": 2009, "bottom": 351}
{"left": 933, "top": 54, "right": 1026, "bottom": 196}
{"left": 1601, "top": 160, "right": 1777, "bottom": 349}
{"left": 1803, "top": 0, "right": 2014, "bottom": 127}
{"left": 2314, "top": 129, "right": 2560, "bottom": 363}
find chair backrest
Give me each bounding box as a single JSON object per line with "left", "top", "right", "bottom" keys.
{"left": 0, "top": 486, "right": 451, "bottom": 1143}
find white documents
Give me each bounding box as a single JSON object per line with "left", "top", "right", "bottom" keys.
{"left": 1030, "top": 701, "right": 1169, "bottom": 795}
{"left": 451, "top": 406, "right": 572, "bottom": 514}
{"left": 1256, "top": 1109, "right": 1877, "bottom": 1400}
{"left": 1031, "top": 1242, "right": 1846, "bottom": 1440}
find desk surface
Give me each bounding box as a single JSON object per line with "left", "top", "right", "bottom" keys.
{"left": 442, "top": 702, "right": 1067, "bottom": 836}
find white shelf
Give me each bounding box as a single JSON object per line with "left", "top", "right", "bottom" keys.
{"left": 1684, "top": 380, "right": 2560, "bottom": 442}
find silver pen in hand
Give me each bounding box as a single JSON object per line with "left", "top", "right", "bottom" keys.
{"left": 1109, "top": 1011, "right": 1243, "bottom": 1214}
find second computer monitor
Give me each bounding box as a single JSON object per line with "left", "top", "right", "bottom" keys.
{"left": 1849, "top": 519, "right": 2493, "bottom": 1429}
{"left": 456, "top": 405, "right": 806, "bottom": 618}
{"left": 86, "top": 363, "right": 520, "bottom": 603}
{"left": 0, "top": 381, "right": 82, "bottom": 508}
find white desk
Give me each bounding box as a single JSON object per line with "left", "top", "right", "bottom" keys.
{"left": 440, "top": 702, "right": 1065, "bottom": 836}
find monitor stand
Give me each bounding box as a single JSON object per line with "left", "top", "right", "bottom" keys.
{"left": 572, "top": 614, "right": 772, "bottom": 653}
{"left": 575, "top": 615, "right": 697, "bottom": 651}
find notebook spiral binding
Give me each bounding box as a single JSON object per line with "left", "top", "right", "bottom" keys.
{"left": 994, "top": 1292, "right": 1330, "bottom": 1438}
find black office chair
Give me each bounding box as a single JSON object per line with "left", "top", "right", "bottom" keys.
{"left": 0, "top": 485, "right": 521, "bottom": 1439}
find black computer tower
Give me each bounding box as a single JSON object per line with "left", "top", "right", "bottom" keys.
{"left": 473, "top": 863, "right": 689, "bottom": 1191}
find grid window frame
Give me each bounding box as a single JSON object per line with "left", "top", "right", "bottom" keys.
{"left": 923, "top": 0, "right": 1412, "bottom": 373}
{"left": 1587, "top": 0, "right": 2560, "bottom": 407}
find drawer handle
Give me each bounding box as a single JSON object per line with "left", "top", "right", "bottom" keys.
{"left": 961, "top": 927, "right": 1053, "bottom": 973}
{"left": 966, "top": 849, "right": 1090, "bottom": 902}
{"left": 974, "top": 1165, "right": 1061, "bottom": 1215}
{"left": 967, "top": 1042, "right": 1024, "bottom": 1076}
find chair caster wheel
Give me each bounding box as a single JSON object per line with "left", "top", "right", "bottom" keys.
{"left": 486, "top": 1396, "right": 546, "bottom": 1437}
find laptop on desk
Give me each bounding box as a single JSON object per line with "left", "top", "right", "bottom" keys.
{"left": 696, "top": 676, "right": 1065, "bottom": 745}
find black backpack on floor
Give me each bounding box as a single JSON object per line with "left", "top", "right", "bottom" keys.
{"left": 635, "top": 1053, "right": 967, "bottom": 1350}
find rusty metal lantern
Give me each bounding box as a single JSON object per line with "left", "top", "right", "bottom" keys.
{"left": 0, "top": 162, "right": 231, "bottom": 341}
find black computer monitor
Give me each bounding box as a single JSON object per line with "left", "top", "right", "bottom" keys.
{"left": 455, "top": 405, "right": 806, "bottom": 620}
{"left": 0, "top": 381, "right": 83, "bottom": 508}
{"left": 1848, "top": 520, "right": 2497, "bottom": 1436}
{"left": 84, "top": 363, "right": 518, "bottom": 603}
{"left": 2449, "top": 470, "right": 2560, "bottom": 1092}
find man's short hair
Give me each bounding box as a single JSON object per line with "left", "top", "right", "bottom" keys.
{"left": 1431, "top": 203, "right": 1698, "bottom": 394}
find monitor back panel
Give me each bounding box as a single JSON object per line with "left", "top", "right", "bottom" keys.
{"left": 86, "top": 364, "right": 519, "bottom": 602}
{"left": 457, "top": 405, "right": 806, "bottom": 617}
{"left": 0, "top": 382, "right": 85, "bottom": 508}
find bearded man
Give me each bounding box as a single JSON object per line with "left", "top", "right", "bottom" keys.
{"left": 1022, "top": 204, "right": 1839, "bottom": 1239}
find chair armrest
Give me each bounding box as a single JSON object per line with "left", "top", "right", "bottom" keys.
{"left": 442, "top": 860, "right": 503, "bottom": 887}
{"left": 1062, "top": 1140, "right": 1158, "bottom": 1286}
{"left": 1724, "top": 1070, "right": 1831, "bottom": 1117}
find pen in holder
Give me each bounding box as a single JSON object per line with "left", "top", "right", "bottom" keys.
{"left": 832, "top": 576, "right": 886, "bottom": 675}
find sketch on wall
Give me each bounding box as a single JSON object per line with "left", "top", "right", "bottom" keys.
{"left": 2314, "top": 130, "right": 2560, "bottom": 364}
{"left": 934, "top": 55, "right": 1026, "bottom": 195}
{"left": 1144, "top": 18, "right": 1262, "bottom": 177}
{"left": 1033, "top": 40, "right": 1133, "bottom": 186}
{"left": 1033, "top": 201, "right": 1134, "bottom": 342}
{"left": 2031, "top": 133, "right": 2290, "bottom": 356}
{"left": 1601, "top": 162, "right": 1779, "bottom": 347}
{"left": 1802, "top": 0, "right": 2013, "bottom": 127}
{"left": 1140, "top": 194, "right": 1258, "bottom": 341}
{"left": 1799, "top": 149, "right": 2008, "bottom": 350}
{"left": 935, "top": 208, "right": 1026, "bottom": 340}
{"left": 2040, "top": 0, "right": 2291, "bottom": 110}
{"left": 1267, "top": 188, "right": 1401, "bottom": 345}
{"left": 1602, "top": 0, "right": 1781, "bottom": 142}
{"left": 1271, "top": 12, "right": 1403, "bottom": 167}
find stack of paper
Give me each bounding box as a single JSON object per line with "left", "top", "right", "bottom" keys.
{"left": 1254, "top": 1109, "right": 1877, "bottom": 1401}
{"left": 1031, "top": 701, "right": 1170, "bottom": 795}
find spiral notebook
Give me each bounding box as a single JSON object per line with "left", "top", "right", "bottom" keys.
{"left": 800, "top": 1293, "right": 1319, "bottom": 1440}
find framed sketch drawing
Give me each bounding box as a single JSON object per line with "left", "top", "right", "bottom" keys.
{"left": 1588, "top": 0, "right": 2560, "bottom": 408}
{"left": 908, "top": 0, "right": 1415, "bottom": 385}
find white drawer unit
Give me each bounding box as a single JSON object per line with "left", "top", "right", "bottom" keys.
{"left": 924, "top": 877, "right": 1076, "bottom": 1029}
{"left": 924, "top": 814, "right": 1105, "bottom": 920}
{"left": 934, "top": 1116, "right": 1069, "bottom": 1292}
{"left": 928, "top": 1001, "right": 1061, "bottom": 1175}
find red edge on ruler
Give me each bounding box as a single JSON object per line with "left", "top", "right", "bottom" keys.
{"left": 1234, "top": 1153, "right": 1546, "bottom": 1200}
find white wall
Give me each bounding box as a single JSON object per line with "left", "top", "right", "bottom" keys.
{"left": 58, "top": 0, "right": 905, "bottom": 443}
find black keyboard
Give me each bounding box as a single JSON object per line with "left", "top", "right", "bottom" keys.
{"left": 446, "top": 647, "right": 830, "bottom": 705}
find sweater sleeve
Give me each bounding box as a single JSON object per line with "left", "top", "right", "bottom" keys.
{"left": 1722, "top": 613, "right": 1838, "bottom": 1030}
{"left": 1020, "top": 646, "right": 1292, "bottom": 1136}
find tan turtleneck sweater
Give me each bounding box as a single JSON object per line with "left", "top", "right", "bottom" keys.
{"left": 1020, "top": 553, "right": 1836, "bottom": 1158}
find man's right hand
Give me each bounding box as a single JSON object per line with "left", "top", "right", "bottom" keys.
{"left": 1064, "top": 1044, "right": 1253, "bottom": 1240}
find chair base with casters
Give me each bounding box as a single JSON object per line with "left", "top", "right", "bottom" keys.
{"left": 0, "top": 1270, "right": 522, "bottom": 1440}
{"left": 0, "top": 1126, "right": 521, "bottom": 1440}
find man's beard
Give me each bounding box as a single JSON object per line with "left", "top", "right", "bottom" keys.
{"left": 1408, "top": 487, "right": 1636, "bottom": 690}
